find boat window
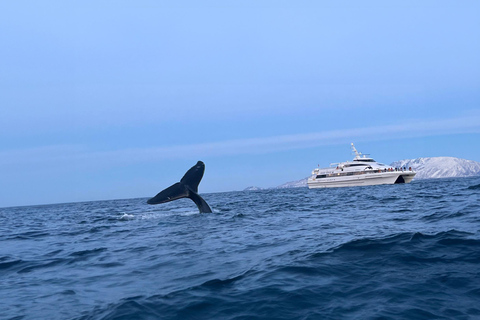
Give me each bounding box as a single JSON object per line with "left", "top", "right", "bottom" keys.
{"left": 321, "top": 171, "right": 369, "bottom": 178}
{"left": 344, "top": 163, "right": 368, "bottom": 167}
{"left": 315, "top": 169, "right": 394, "bottom": 179}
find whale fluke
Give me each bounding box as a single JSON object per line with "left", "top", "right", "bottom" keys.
{"left": 147, "top": 161, "right": 213, "bottom": 213}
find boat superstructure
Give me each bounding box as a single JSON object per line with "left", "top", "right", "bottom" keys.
{"left": 307, "top": 143, "right": 415, "bottom": 188}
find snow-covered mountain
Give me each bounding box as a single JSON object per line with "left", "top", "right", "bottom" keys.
{"left": 243, "top": 157, "right": 480, "bottom": 191}
{"left": 390, "top": 157, "right": 480, "bottom": 180}
{"left": 276, "top": 178, "right": 308, "bottom": 189}
{"left": 243, "top": 178, "right": 308, "bottom": 191}
{"left": 243, "top": 186, "right": 264, "bottom": 191}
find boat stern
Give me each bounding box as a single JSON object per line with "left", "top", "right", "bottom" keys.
{"left": 402, "top": 171, "right": 416, "bottom": 183}
{"left": 395, "top": 171, "right": 416, "bottom": 184}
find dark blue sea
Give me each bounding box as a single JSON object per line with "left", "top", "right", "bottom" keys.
{"left": 1, "top": 177, "right": 480, "bottom": 320}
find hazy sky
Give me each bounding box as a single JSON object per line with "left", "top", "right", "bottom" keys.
{"left": 1, "top": 1, "right": 479, "bottom": 207}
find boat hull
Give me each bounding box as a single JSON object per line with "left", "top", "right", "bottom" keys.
{"left": 307, "top": 171, "right": 416, "bottom": 189}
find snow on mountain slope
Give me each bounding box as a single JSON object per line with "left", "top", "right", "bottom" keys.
{"left": 276, "top": 178, "right": 308, "bottom": 189}
{"left": 243, "top": 178, "right": 308, "bottom": 191}
{"left": 390, "top": 157, "right": 480, "bottom": 180}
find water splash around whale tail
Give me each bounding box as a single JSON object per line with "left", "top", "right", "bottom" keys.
{"left": 147, "top": 161, "right": 213, "bottom": 213}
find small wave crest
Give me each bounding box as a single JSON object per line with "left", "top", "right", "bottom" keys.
{"left": 320, "top": 230, "right": 479, "bottom": 262}
{"left": 0, "top": 258, "right": 24, "bottom": 271}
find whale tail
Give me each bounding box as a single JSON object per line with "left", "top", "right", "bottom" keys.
{"left": 147, "top": 161, "right": 213, "bottom": 213}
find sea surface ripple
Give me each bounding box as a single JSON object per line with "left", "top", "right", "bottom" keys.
{"left": 1, "top": 177, "right": 480, "bottom": 320}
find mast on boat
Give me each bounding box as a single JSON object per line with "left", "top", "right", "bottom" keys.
{"left": 351, "top": 143, "right": 361, "bottom": 159}
{"left": 351, "top": 143, "right": 373, "bottom": 161}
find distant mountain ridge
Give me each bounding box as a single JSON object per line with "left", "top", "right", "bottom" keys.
{"left": 243, "top": 157, "right": 480, "bottom": 191}
{"left": 390, "top": 157, "right": 480, "bottom": 180}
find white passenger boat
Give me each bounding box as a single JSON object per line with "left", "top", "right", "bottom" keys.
{"left": 307, "top": 143, "right": 416, "bottom": 188}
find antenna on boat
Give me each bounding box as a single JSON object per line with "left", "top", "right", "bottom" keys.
{"left": 351, "top": 143, "right": 361, "bottom": 159}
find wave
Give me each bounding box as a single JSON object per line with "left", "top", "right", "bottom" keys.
{"left": 17, "top": 258, "right": 66, "bottom": 274}
{"left": 69, "top": 248, "right": 107, "bottom": 257}
{"left": 468, "top": 183, "right": 480, "bottom": 190}
{"left": 5, "top": 230, "right": 51, "bottom": 240}
{"left": 0, "top": 258, "right": 24, "bottom": 271}
{"left": 315, "top": 230, "right": 480, "bottom": 264}
{"left": 1, "top": 247, "right": 109, "bottom": 274}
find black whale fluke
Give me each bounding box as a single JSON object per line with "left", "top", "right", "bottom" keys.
{"left": 147, "top": 161, "right": 213, "bottom": 213}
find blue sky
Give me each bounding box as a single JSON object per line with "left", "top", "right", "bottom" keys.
{"left": 1, "top": 1, "right": 479, "bottom": 207}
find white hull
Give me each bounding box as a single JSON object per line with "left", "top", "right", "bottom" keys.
{"left": 307, "top": 171, "right": 415, "bottom": 189}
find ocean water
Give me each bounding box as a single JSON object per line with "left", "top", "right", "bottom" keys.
{"left": 1, "top": 177, "right": 480, "bottom": 320}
